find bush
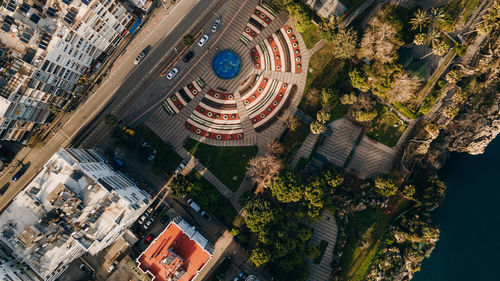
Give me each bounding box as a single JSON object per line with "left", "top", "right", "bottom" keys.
{"left": 313, "top": 240, "right": 329, "bottom": 264}
{"left": 182, "top": 34, "right": 195, "bottom": 46}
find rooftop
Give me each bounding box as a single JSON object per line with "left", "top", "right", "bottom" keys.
{"left": 0, "top": 148, "right": 150, "bottom": 279}
{"left": 137, "top": 217, "right": 213, "bottom": 281}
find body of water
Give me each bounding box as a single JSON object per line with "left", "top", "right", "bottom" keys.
{"left": 413, "top": 137, "right": 500, "bottom": 281}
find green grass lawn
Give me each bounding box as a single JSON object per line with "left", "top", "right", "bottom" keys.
{"left": 188, "top": 172, "right": 238, "bottom": 228}
{"left": 135, "top": 124, "right": 183, "bottom": 174}
{"left": 279, "top": 119, "right": 311, "bottom": 164}
{"left": 300, "top": 24, "right": 322, "bottom": 49}
{"left": 445, "top": 0, "right": 482, "bottom": 22}
{"left": 184, "top": 139, "right": 258, "bottom": 191}
{"left": 340, "top": 208, "right": 391, "bottom": 281}
{"left": 365, "top": 106, "right": 408, "bottom": 147}
{"left": 304, "top": 47, "right": 351, "bottom": 94}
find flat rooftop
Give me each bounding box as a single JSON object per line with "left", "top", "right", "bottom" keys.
{"left": 137, "top": 218, "right": 212, "bottom": 281}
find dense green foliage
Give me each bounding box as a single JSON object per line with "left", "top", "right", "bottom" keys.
{"left": 374, "top": 176, "right": 399, "bottom": 197}
{"left": 170, "top": 173, "right": 237, "bottom": 228}
{"left": 244, "top": 170, "right": 344, "bottom": 280}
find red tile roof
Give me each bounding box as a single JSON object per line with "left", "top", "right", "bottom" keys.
{"left": 137, "top": 223, "right": 211, "bottom": 281}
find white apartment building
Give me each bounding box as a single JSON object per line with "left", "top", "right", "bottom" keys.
{"left": 0, "top": 148, "right": 151, "bottom": 281}
{"left": 0, "top": 0, "right": 139, "bottom": 141}
{"left": 0, "top": 45, "right": 52, "bottom": 141}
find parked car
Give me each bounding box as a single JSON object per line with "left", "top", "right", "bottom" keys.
{"left": 106, "top": 260, "right": 118, "bottom": 273}
{"left": 174, "top": 163, "right": 185, "bottom": 174}
{"left": 187, "top": 199, "right": 201, "bottom": 212}
{"left": 143, "top": 218, "right": 154, "bottom": 229}
{"left": 198, "top": 34, "right": 210, "bottom": 47}
{"left": 183, "top": 51, "right": 194, "bottom": 62}
{"left": 212, "top": 18, "right": 221, "bottom": 33}
{"left": 160, "top": 214, "right": 170, "bottom": 224}
{"left": 200, "top": 211, "right": 211, "bottom": 221}
{"left": 138, "top": 215, "right": 147, "bottom": 224}
{"left": 239, "top": 272, "right": 248, "bottom": 279}
{"left": 145, "top": 234, "right": 154, "bottom": 244}
{"left": 11, "top": 169, "right": 25, "bottom": 182}
{"left": 133, "top": 51, "right": 146, "bottom": 65}
{"left": 166, "top": 67, "right": 178, "bottom": 80}
{"left": 79, "top": 264, "right": 91, "bottom": 273}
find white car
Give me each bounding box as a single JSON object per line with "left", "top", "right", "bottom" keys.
{"left": 107, "top": 260, "right": 118, "bottom": 273}
{"left": 143, "top": 218, "right": 154, "bottom": 229}
{"left": 198, "top": 34, "right": 210, "bottom": 47}
{"left": 174, "top": 163, "right": 185, "bottom": 174}
{"left": 134, "top": 52, "right": 146, "bottom": 65}
{"left": 138, "top": 215, "right": 146, "bottom": 224}
{"left": 166, "top": 67, "right": 178, "bottom": 80}
{"left": 212, "top": 18, "right": 221, "bottom": 33}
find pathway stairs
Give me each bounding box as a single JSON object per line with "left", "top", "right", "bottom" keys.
{"left": 316, "top": 118, "right": 362, "bottom": 168}
{"left": 290, "top": 132, "right": 319, "bottom": 168}
{"left": 308, "top": 211, "right": 338, "bottom": 281}
{"left": 346, "top": 135, "right": 396, "bottom": 179}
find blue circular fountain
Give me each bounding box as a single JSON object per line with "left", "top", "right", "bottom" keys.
{"left": 212, "top": 50, "right": 241, "bottom": 79}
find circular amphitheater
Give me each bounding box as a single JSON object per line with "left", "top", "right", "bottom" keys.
{"left": 152, "top": 1, "right": 310, "bottom": 146}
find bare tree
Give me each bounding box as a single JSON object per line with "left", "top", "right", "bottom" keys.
{"left": 267, "top": 140, "right": 284, "bottom": 156}
{"left": 386, "top": 72, "right": 422, "bottom": 103}
{"left": 358, "top": 17, "right": 401, "bottom": 63}
{"left": 247, "top": 154, "right": 283, "bottom": 189}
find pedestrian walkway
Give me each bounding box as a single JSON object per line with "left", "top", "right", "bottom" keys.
{"left": 290, "top": 133, "right": 319, "bottom": 168}
{"left": 346, "top": 135, "right": 396, "bottom": 179}
{"left": 315, "top": 118, "right": 362, "bottom": 167}
{"left": 308, "top": 211, "right": 338, "bottom": 281}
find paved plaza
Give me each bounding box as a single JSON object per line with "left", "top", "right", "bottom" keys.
{"left": 132, "top": 0, "right": 309, "bottom": 152}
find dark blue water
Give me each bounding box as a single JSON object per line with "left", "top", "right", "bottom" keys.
{"left": 413, "top": 137, "right": 500, "bottom": 281}
{"left": 212, "top": 50, "right": 241, "bottom": 79}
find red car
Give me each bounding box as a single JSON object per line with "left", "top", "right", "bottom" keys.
{"left": 144, "top": 234, "right": 154, "bottom": 244}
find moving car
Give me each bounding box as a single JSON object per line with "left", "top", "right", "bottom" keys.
{"left": 134, "top": 51, "right": 146, "bottom": 65}
{"left": 174, "top": 163, "right": 185, "bottom": 174}
{"left": 183, "top": 51, "right": 194, "bottom": 62}
{"left": 198, "top": 34, "right": 210, "bottom": 47}
{"left": 166, "top": 67, "right": 178, "bottom": 80}
{"left": 212, "top": 18, "right": 221, "bottom": 33}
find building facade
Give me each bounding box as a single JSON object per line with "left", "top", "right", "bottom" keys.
{"left": 0, "top": 148, "right": 151, "bottom": 280}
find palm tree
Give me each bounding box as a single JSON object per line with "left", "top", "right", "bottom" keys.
{"left": 429, "top": 8, "right": 445, "bottom": 27}
{"left": 410, "top": 9, "right": 430, "bottom": 32}
{"left": 427, "top": 29, "right": 441, "bottom": 47}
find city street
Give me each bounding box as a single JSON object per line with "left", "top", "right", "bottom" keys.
{"left": 0, "top": 0, "right": 220, "bottom": 212}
